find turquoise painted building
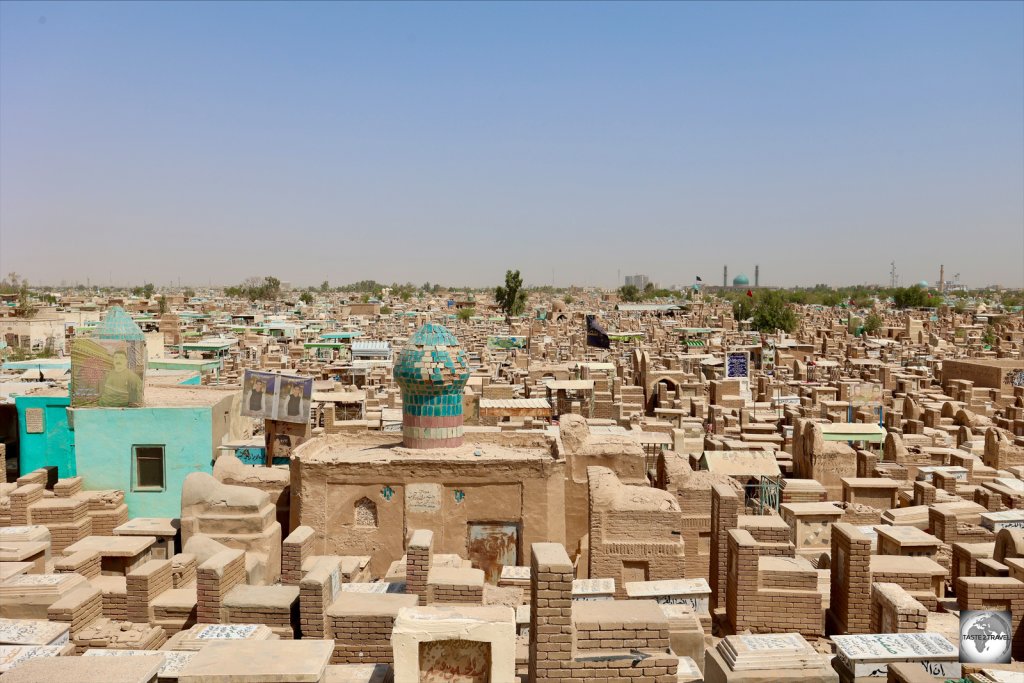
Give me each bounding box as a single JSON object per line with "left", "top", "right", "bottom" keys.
{"left": 72, "top": 393, "right": 234, "bottom": 518}
{"left": 15, "top": 388, "right": 236, "bottom": 518}
{"left": 15, "top": 393, "right": 76, "bottom": 477}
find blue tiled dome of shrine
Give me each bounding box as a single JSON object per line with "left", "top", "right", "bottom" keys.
{"left": 393, "top": 323, "right": 470, "bottom": 449}
{"left": 732, "top": 274, "right": 750, "bottom": 286}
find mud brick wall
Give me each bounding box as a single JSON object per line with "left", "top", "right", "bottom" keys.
{"left": 0, "top": 443, "right": 5, "bottom": 484}
{"left": 329, "top": 614, "right": 396, "bottom": 664}
{"left": 16, "top": 470, "right": 48, "bottom": 487}
{"left": 431, "top": 583, "right": 483, "bottom": 604}
{"left": 48, "top": 585, "right": 102, "bottom": 649}
{"left": 54, "top": 550, "right": 101, "bottom": 579}
{"left": 726, "top": 529, "right": 820, "bottom": 636}
{"left": 88, "top": 506, "right": 129, "bottom": 536}
{"left": 955, "top": 576, "right": 1024, "bottom": 659}
{"left": 870, "top": 583, "right": 927, "bottom": 633}
{"left": 225, "top": 600, "right": 297, "bottom": 639}
{"left": 282, "top": 525, "right": 315, "bottom": 585}
{"left": 830, "top": 523, "right": 872, "bottom": 635}
{"left": 9, "top": 484, "right": 44, "bottom": 526}
{"left": 172, "top": 553, "right": 197, "bottom": 588}
{"left": 913, "top": 482, "right": 937, "bottom": 507}
{"left": 553, "top": 652, "right": 678, "bottom": 682}
{"left": 529, "top": 542, "right": 574, "bottom": 682}
{"left": 30, "top": 499, "right": 88, "bottom": 525}
{"left": 47, "top": 518, "right": 92, "bottom": 554}
{"left": 573, "top": 621, "right": 668, "bottom": 651}
{"left": 710, "top": 483, "right": 739, "bottom": 610}
{"left": 406, "top": 529, "right": 433, "bottom": 604}
{"left": 857, "top": 452, "right": 879, "bottom": 478}
{"left": 54, "top": 477, "right": 83, "bottom": 497}
{"left": 196, "top": 548, "right": 245, "bottom": 624}
{"left": 100, "top": 584, "right": 128, "bottom": 621}
{"left": 975, "top": 488, "right": 1005, "bottom": 512}
{"left": 934, "top": 471, "right": 958, "bottom": 495}
{"left": 299, "top": 557, "right": 340, "bottom": 639}
{"left": 951, "top": 543, "right": 992, "bottom": 585}
{"left": 127, "top": 559, "right": 172, "bottom": 623}
{"left": 681, "top": 516, "right": 711, "bottom": 581}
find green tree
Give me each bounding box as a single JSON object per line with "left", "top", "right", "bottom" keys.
{"left": 618, "top": 284, "right": 641, "bottom": 302}
{"left": 183, "top": 288, "right": 196, "bottom": 299}
{"left": 495, "top": 269, "right": 527, "bottom": 318}
{"left": 982, "top": 325, "right": 997, "bottom": 347}
{"left": 863, "top": 313, "right": 883, "bottom": 336}
{"left": 456, "top": 307, "right": 475, "bottom": 321}
{"left": 562, "top": 294, "right": 574, "bottom": 304}
{"left": 319, "top": 280, "right": 331, "bottom": 293}
{"left": 15, "top": 281, "right": 37, "bottom": 318}
{"left": 157, "top": 296, "right": 168, "bottom": 314}
{"left": 750, "top": 290, "right": 798, "bottom": 333}
{"left": 732, "top": 298, "right": 752, "bottom": 322}
{"left": 299, "top": 292, "right": 314, "bottom": 305}
{"left": 893, "top": 285, "right": 929, "bottom": 309}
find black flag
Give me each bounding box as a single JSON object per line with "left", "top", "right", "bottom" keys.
{"left": 695, "top": 275, "right": 702, "bottom": 282}
{"left": 586, "top": 315, "right": 610, "bottom": 349}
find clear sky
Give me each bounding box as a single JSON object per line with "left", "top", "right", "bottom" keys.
{"left": 1, "top": 1, "right": 1022, "bottom": 289}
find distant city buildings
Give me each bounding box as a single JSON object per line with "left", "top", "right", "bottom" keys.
{"left": 624, "top": 274, "right": 649, "bottom": 290}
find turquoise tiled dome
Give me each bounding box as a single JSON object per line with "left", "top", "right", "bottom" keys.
{"left": 393, "top": 323, "right": 470, "bottom": 449}
{"left": 732, "top": 274, "right": 750, "bottom": 286}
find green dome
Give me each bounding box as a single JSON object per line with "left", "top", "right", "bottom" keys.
{"left": 732, "top": 274, "right": 750, "bottom": 286}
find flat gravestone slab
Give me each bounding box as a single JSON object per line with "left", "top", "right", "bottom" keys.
{"left": 0, "top": 527, "right": 50, "bottom": 543}
{"left": 572, "top": 578, "right": 614, "bottom": 600}
{"left": 0, "top": 654, "right": 164, "bottom": 683}
{"left": 623, "top": 578, "right": 710, "bottom": 612}
{"left": 0, "top": 563, "right": 34, "bottom": 582}
{"left": 832, "top": 633, "right": 959, "bottom": 678}
{"left": 0, "top": 645, "right": 69, "bottom": 673}
{"left": 64, "top": 535, "right": 155, "bottom": 557}
{"left": 114, "top": 518, "right": 179, "bottom": 537}
{"left": 0, "top": 618, "right": 70, "bottom": 645}
{"left": 84, "top": 649, "right": 196, "bottom": 679}
{"left": 499, "top": 565, "right": 530, "bottom": 581}
{"left": 676, "top": 656, "right": 703, "bottom": 682}
{"left": 718, "top": 633, "right": 821, "bottom": 671}
{"left": 323, "top": 663, "right": 393, "bottom": 683}
{"left": 177, "top": 640, "right": 333, "bottom": 683}
{"left": 980, "top": 510, "right": 1024, "bottom": 531}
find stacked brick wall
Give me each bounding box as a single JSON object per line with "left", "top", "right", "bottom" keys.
{"left": 726, "top": 529, "right": 820, "bottom": 636}
{"left": 710, "top": 483, "right": 739, "bottom": 609}
{"left": 406, "top": 529, "right": 433, "bottom": 604}
{"left": 529, "top": 543, "right": 574, "bottom": 681}
{"left": 870, "top": 583, "right": 927, "bottom": 633}
{"left": 171, "top": 553, "right": 197, "bottom": 588}
{"left": 951, "top": 543, "right": 991, "bottom": 586}
{"left": 913, "top": 482, "right": 936, "bottom": 507}
{"left": 196, "top": 548, "right": 245, "bottom": 624}
{"left": 282, "top": 525, "right": 315, "bottom": 585}
{"left": 47, "top": 585, "right": 102, "bottom": 653}
{"left": 299, "top": 557, "right": 340, "bottom": 639}
{"left": 225, "top": 589, "right": 298, "bottom": 639}
{"left": 573, "top": 621, "right": 669, "bottom": 651}
{"left": 53, "top": 476, "right": 83, "bottom": 497}
{"left": 329, "top": 609, "right": 398, "bottom": 664}
{"left": 100, "top": 583, "right": 128, "bottom": 621}
{"left": 83, "top": 491, "right": 128, "bottom": 536}
{"left": 54, "top": 550, "right": 101, "bottom": 579}
{"left": 431, "top": 583, "right": 483, "bottom": 604}
{"left": 9, "top": 484, "right": 44, "bottom": 526}
{"left": 829, "top": 523, "right": 872, "bottom": 635}
{"left": 127, "top": 560, "right": 172, "bottom": 623}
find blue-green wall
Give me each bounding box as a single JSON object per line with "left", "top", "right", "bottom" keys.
{"left": 15, "top": 395, "right": 75, "bottom": 477}
{"left": 73, "top": 407, "right": 214, "bottom": 518}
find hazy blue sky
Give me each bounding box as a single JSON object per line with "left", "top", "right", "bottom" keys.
{"left": 1, "top": 1, "right": 1022, "bottom": 289}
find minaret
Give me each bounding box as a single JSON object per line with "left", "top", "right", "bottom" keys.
{"left": 755, "top": 265, "right": 760, "bottom": 288}
{"left": 723, "top": 266, "right": 728, "bottom": 288}
{"left": 939, "top": 264, "right": 945, "bottom": 294}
